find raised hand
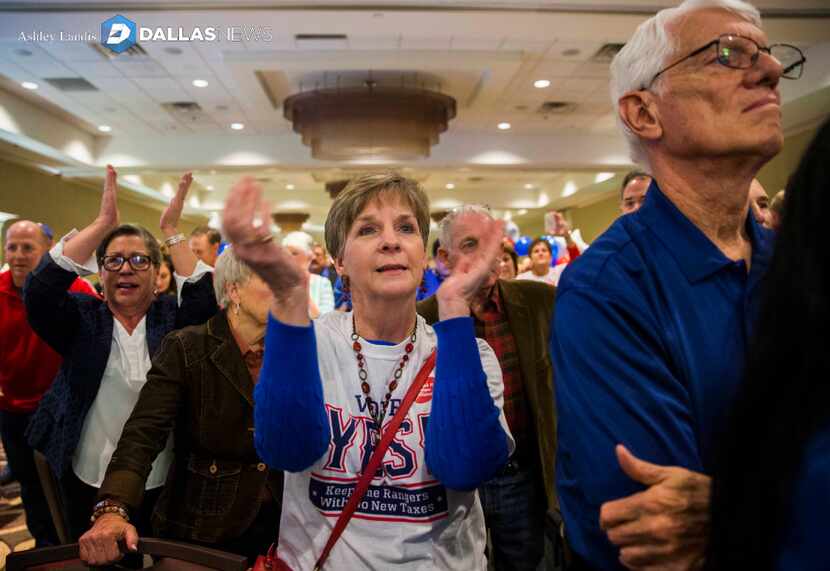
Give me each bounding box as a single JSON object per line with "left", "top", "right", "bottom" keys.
{"left": 436, "top": 213, "right": 504, "bottom": 320}
{"left": 223, "top": 177, "right": 309, "bottom": 317}
{"left": 62, "top": 165, "right": 122, "bottom": 265}
{"left": 550, "top": 211, "right": 571, "bottom": 237}
{"left": 160, "top": 171, "right": 192, "bottom": 235}
{"left": 97, "top": 165, "right": 120, "bottom": 230}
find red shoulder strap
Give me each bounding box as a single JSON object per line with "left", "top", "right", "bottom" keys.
{"left": 313, "top": 350, "right": 437, "bottom": 571}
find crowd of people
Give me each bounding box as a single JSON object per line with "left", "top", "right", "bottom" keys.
{"left": 0, "top": 0, "right": 823, "bottom": 569}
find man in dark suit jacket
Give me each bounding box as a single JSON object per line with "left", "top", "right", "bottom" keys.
{"left": 417, "top": 205, "right": 557, "bottom": 571}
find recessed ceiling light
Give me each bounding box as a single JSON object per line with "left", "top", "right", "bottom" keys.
{"left": 206, "top": 185, "right": 214, "bottom": 191}
{"left": 524, "top": 183, "right": 534, "bottom": 189}
{"left": 518, "top": 209, "right": 528, "bottom": 215}
{"left": 21, "top": 81, "right": 38, "bottom": 90}
{"left": 192, "top": 79, "right": 209, "bottom": 88}
{"left": 98, "top": 125, "right": 112, "bottom": 133}
{"left": 286, "top": 183, "right": 295, "bottom": 190}
{"left": 230, "top": 123, "right": 245, "bottom": 130}
{"left": 562, "top": 181, "right": 578, "bottom": 197}
{"left": 595, "top": 172, "right": 615, "bottom": 183}
{"left": 533, "top": 79, "right": 551, "bottom": 89}
{"left": 446, "top": 183, "right": 455, "bottom": 190}
{"left": 497, "top": 122, "right": 511, "bottom": 130}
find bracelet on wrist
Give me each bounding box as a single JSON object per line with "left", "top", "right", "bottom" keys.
{"left": 164, "top": 233, "right": 186, "bottom": 247}
{"left": 90, "top": 499, "right": 130, "bottom": 524}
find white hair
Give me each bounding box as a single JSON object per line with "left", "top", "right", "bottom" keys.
{"left": 281, "top": 231, "right": 314, "bottom": 255}
{"left": 213, "top": 247, "right": 253, "bottom": 309}
{"left": 610, "top": 0, "right": 762, "bottom": 171}
{"left": 437, "top": 204, "right": 494, "bottom": 252}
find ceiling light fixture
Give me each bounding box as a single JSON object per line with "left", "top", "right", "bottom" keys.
{"left": 446, "top": 183, "right": 455, "bottom": 190}
{"left": 562, "top": 181, "right": 578, "bottom": 197}
{"left": 21, "top": 81, "right": 38, "bottom": 90}
{"left": 497, "top": 122, "right": 511, "bottom": 130}
{"left": 524, "top": 183, "right": 534, "bottom": 189}
{"left": 518, "top": 209, "right": 528, "bottom": 215}
{"left": 595, "top": 172, "right": 615, "bottom": 183}
{"left": 283, "top": 80, "right": 457, "bottom": 160}
{"left": 230, "top": 123, "right": 245, "bottom": 130}
{"left": 206, "top": 185, "right": 214, "bottom": 191}
{"left": 192, "top": 79, "right": 209, "bottom": 88}
{"left": 98, "top": 125, "right": 112, "bottom": 133}
{"left": 533, "top": 79, "right": 551, "bottom": 89}
{"left": 286, "top": 184, "right": 295, "bottom": 190}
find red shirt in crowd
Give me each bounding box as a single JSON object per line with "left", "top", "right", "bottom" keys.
{"left": 0, "top": 269, "right": 98, "bottom": 413}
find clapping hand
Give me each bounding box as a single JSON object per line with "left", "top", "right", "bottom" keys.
{"left": 97, "top": 165, "right": 120, "bottom": 231}
{"left": 160, "top": 171, "right": 193, "bottom": 235}
{"left": 223, "top": 177, "right": 309, "bottom": 317}
{"left": 435, "top": 214, "right": 504, "bottom": 320}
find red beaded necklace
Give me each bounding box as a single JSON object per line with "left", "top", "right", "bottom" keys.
{"left": 351, "top": 316, "right": 417, "bottom": 438}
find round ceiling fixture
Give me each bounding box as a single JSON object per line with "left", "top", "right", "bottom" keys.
{"left": 283, "top": 83, "right": 457, "bottom": 161}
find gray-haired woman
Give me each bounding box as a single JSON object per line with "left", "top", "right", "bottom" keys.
{"left": 78, "top": 247, "right": 282, "bottom": 566}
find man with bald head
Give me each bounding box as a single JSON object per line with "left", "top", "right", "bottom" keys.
{"left": 550, "top": 0, "right": 805, "bottom": 568}
{"left": 1, "top": 220, "right": 96, "bottom": 545}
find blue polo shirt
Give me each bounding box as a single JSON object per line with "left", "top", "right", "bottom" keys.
{"left": 550, "top": 181, "right": 774, "bottom": 570}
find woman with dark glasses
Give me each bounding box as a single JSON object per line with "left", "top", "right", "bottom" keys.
{"left": 23, "top": 166, "right": 217, "bottom": 543}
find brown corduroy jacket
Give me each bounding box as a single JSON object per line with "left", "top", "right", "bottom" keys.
{"left": 417, "top": 278, "right": 558, "bottom": 510}
{"left": 97, "top": 311, "right": 282, "bottom": 544}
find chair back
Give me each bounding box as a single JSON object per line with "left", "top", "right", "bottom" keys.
{"left": 6, "top": 539, "right": 248, "bottom": 571}
{"left": 32, "top": 450, "right": 71, "bottom": 544}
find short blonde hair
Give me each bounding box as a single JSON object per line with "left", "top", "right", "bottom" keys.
{"left": 324, "top": 172, "right": 430, "bottom": 260}
{"left": 213, "top": 247, "right": 253, "bottom": 309}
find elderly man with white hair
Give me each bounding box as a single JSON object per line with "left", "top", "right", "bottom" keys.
{"left": 418, "top": 205, "right": 558, "bottom": 571}
{"left": 549, "top": 0, "right": 805, "bottom": 569}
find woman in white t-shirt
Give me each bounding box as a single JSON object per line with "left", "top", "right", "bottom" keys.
{"left": 222, "top": 173, "right": 514, "bottom": 570}
{"left": 281, "top": 231, "right": 335, "bottom": 318}
{"left": 516, "top": 237, "right": 563, "bottom": 286}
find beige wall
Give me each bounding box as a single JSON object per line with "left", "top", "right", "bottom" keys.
{"left": 569, "top": 193, "right": 621, "bottom": 243}
{"left": 565, "top": 126, "right": 819, "bottom": 244}
{"left": 0, "top": 159, "right": 207, "bottom": 259}
{"left": 756, "top": 127, "right": 817, "bottom": 195}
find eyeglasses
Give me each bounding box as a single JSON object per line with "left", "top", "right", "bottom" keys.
{"left": 100, "top": 254, "right": 153, "bottom": 272}
{"left": 647, "top": 34, "right": 806, "bottom": 88}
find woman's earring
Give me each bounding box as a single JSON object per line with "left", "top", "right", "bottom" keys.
{"left": 234, "top": 302, "right": 241, "bottom": 316}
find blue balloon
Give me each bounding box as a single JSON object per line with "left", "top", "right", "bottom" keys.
{"left": 541, "top": 235, "right": 559, "bottom": 265}
{"left": 515, "top": 235, "right": 532, "bottom": 256}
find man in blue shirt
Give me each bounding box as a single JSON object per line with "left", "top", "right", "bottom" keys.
{"left": 550, "top": 0, "right": 796, "bottom": 569}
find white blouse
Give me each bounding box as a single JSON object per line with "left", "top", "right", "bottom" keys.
{"left": 72, "top": 317, "right": 174, "bottom": 489}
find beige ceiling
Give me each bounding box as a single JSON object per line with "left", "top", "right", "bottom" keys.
{"left": 0, "top": 0, "right": 828, "bottom": 237}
